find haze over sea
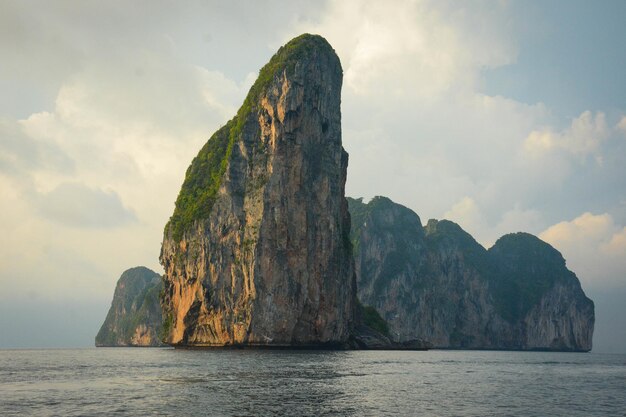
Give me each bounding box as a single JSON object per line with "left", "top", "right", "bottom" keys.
{"left": 1, "top": 348, "right": 624, "bottom": 416}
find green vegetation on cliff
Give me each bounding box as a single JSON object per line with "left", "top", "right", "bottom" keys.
{"left": 166, "top": 121, "right": 236, "bottom": 242}
{"left": 159, "top": 312, "right": 173, "bottom": 343}
{"left": 357, "top": 301, "right": 390, "bottom": 337}
{"left": 239, "top": 33, "right": 336, "bottom": 117}
{"left": 166, "top": 34, "right": 336, "bottom": 242}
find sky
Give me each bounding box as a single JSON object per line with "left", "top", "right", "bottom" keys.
{"left": 1, "top": 0, "right": 625, "bottom": 352}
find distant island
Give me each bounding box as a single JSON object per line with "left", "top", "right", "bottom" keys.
{"left": 96, "top": 267, "right": 164, "bottom": 347}
{"left": 96, "top": 34, "right": 594, "bottom": 351}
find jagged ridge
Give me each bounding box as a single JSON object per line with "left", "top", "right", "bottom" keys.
{"left": 159, "top": 33, "right": 355, "bottom": 347}
{"left": 349, "top": 196, "right": 595, "bottom": 351}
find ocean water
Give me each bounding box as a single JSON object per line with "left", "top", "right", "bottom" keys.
{"left": 0, "top": 348, "right": 624, "bottom": 416}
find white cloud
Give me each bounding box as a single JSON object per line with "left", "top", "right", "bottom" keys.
{"left": 444, "top": 196, "right": 483, "bottom": 232}
{"left": 293, "top": 0, "right": 514, "bottom": 98}
{"left": 443, "top": 196, "right": 544, "bottom": 247}
{"left": 288, "top": 2, "right": 545, "bottom": 223}
{"left": 540, "top": 213, "right": 626, "bottom": 289}
{"left": 9, "top": 41, "right": 254, "bottom": 207}
{"left": 617, "top": 116, "right": 626, "bottom": 134}
{"left": 524, "top": 111, "right": 609, "bottom": 157}
{"left": 603, "top": 227, "right": 626, "bottom": 255}
{"left": 540, "top": 212, "right": 614, "bottom": 244}
{"left": 287, "top": 1, "right": 626, "bottom": 268}
{"left": 0, "top": 9, "right": 255, "bottom": 303}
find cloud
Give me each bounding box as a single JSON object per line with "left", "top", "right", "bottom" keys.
{"left": 524, "top": 111, "right": 609, "bottom": 157}
{"left": 293, "top": 0, "right": 514, "bottom": 98}
{"left": 443, "top": 196, "right": 544, "bottom": 247}
{"left": 540, "top": 212, "right": 614, "bottom": 244}
{"left": 32, "top": 182, "right": 137, "bottom": 228}
{"left": 288, "top": 1, "right": 625, "bottom": 262}
{"left": 0, "top": 119, "right": 74, "bottom": 177}
{"left": 540, "top": 212, "right": 626, "bottom": 289}
{"left": 604, "top": 226, "right": 626, "bottom": 251}
{"left": 289, "top": 0, "right": 551, "bottom": 224}
{"left": 618, "top": 116, "right": 626, "bottom": 134}
{"left": 0, "top": 1, "right": 272, "bottom": 316}
{"left": 444, "top": 196, "right": 482, "bottom": 227}
{"left": 1, "top": 22, "right": 256, "bottom": 229}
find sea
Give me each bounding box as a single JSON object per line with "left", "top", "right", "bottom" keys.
{"left": 0, "top": 348, "right": 624, "bottom": 416}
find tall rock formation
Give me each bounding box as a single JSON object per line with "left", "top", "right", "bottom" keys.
{"left": 96, "top": 267, "right": 164, "bottom": 347}
{"left": 349, "top": 196, "right": 595, "bottom": 351}
{"left": 160, "top": 34, "right": 355, "bottom": 347}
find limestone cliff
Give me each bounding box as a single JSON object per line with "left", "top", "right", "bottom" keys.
{"left": 349, "top": 196, "right": 595, "bottom": 351}
{"left": 95, "top": 267, "right": 164, "bottom": 347}
{"left": 160, "top": 34, "right": 355, "bottom": 347}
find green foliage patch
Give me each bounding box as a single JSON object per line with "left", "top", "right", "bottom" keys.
{"left": 165, "top": 34, "right": 334, "bottom": 242}
{"left": 166, "top": 121, "right": 236, "bottom": 242}
{"left": 160, "top": 312, "right": 174, "bottom": 343}
{"left": 360, "top": 303, "right": 390, "bottom": 336}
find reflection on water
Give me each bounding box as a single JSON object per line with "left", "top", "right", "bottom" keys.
{"left": 1, "top": 348, "right": 625, "bottom": 416}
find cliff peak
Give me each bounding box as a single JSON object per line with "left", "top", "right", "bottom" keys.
{"left": 490, "top": 232, "right": 566, "bottom": 266}
{"left": 160, "top": 34, "right": 353, "bottom": 347}
{"left": 166, "top": 34, "right": 341, "bottom": 242}
{"left": 247, "top": 34, "right": 339, "bottom": 98}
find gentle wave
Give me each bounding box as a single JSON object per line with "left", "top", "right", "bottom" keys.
{"left": 1, "top": 348, "right": 625, "bottom": 416}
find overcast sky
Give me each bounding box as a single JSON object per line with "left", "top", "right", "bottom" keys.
{"left": 1, "top": 0, "right": 625, "bottom": 352}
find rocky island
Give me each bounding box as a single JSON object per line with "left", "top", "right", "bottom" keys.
{"left": 159, "top": 34, "right": 357, "bottom": 347}
{"left": 96, "top": 34, "right": 594, "bottom": 351}
{"left": 95, "top": 267, "right": 164, "bottom": 347}
{"left": 349, "top": 196, "right": 594, "bottom": 351}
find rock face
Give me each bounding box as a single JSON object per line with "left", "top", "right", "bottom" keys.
{"left": 349, "top": 196, "right": 595, "bottom": 351}
{"left": 95, "top": 267, "right": 164, "bottom": 347}
{"left": 160, "top": 34, "right": 355, "bottom": 347}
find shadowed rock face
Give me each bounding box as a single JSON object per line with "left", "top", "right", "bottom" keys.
{"left": 160, "top": 34, "right": 355, "bottom": 347}
{"left": 95, "top": 267, "right": 164, "bottom": 347}
{"left": 349, "top": 196, "right": 595, "bottom": 352}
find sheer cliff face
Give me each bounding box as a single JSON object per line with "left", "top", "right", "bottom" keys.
{"left": 488, "top": 234, "right": 595, "bottom": 351}
{"left": 349, "top": 197, "right": 595, "bottom": 352}
{"left": 160, "top": 35, "right": 355, "bottom": 347}
{"left": 95, "top": 267, "right": 164, "bottom": 347}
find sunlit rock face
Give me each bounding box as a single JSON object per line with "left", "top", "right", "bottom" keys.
{"left": 160, "top": 34, "right": 355, "bottom": 347}
{"left": 96, "top": 266, "right": 164, "bottom": 347}
{"left": 349, "top": 196, "right": 595, "bottom": 352}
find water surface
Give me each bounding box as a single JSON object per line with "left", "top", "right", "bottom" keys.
{"left": 1, "top": 348, "right": 624, "bottom": 416}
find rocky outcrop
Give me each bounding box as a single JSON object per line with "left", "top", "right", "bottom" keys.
{"left": 349, "top": 196, "right": 595, "bottom": 351}
{"left": 99, "top": 35, "right": 593, "bottom": 352}
{"left": 95, "top": 267, "right": 164, "bottom": 347}
{"left": 160, "top": 34, "right": 355, "bottom": 347}
{"left": 488, "top": 233, "right": 595, "bottom": 350}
